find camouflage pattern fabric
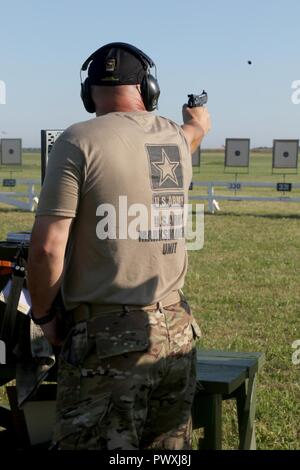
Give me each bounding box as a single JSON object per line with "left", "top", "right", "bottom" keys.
{"left": 16, "top": 320, "right": 55, "bottom": 407}
{"left": 53, "top": 299, "right": 201, "bottom": 450}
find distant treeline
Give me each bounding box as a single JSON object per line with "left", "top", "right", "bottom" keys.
{"left": 202, "top": 147, "right": 273, "bottom": 153}
{"left": 24, "top": 146, "right": 300, "bottom": 154}
{"left": 251, "top": 147, "right": 272, "bottom": 153}
{"left": 23, "top": 148, "right": 40, "bottom": 153}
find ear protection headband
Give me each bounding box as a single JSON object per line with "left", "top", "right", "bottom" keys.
{"left": 80, "top": 42, "right": 160, "bottom": 113}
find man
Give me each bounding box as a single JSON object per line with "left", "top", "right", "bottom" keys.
{"left": 27, "top": 42, "right": 211, "bottom": 450}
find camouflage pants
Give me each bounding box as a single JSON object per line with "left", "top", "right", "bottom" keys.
{"left": 53, "top": 299, "right": 201, "bottom": 450}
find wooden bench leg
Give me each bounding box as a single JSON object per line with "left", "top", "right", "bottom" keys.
{"left": 193, "top": 393, "right": 222, "bottom": 450}
{"left": 236, "top": 374, "right": 257, "bottom": 450}
{"left": 206, "top": 394, "right": 222, "bottom": 450}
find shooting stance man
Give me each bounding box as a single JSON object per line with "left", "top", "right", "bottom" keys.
{"left": 27, "top": 42, "right": 211, "bottom": 449}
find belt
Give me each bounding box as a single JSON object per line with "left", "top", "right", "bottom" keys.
{"left": 70, "top": 290, "right": 182, "bottom": 324}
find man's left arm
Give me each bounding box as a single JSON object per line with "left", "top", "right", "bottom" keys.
{"left": 27, "top": 215, "right": 73, "bottom": 345}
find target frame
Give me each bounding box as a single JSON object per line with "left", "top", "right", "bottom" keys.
{"left": 225, "top": 138, "right": 250, "bottom": 169}
{"left": 0, "top": 138, "right": 22, "bottom": 165}
{"left": 41, "top": 129, "right": 64, "bottom": 182}
{"left": 272, "top": 139, "right": 299, "bottom": 171}
{"left": 192, "top": 146, "right": 201, "bottom": 167}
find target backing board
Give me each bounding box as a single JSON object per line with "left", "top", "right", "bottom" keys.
{"left": 225, "top": 138, "right": 250, "bottom": 168}
{"left": 41, "top": 129, "right": 64, "bottom": 182}
{"left": 272, "top": 139, "right": 299, "bottom": 169}
{"left": 0, "top": 138, "right": 22, "bottom": 165}
{"left": 192, "top": 146, "right": 201, "bottom": 166}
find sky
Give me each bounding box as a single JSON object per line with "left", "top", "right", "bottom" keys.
{"left": 0, "top": 0, "right": 300, "bottom": 147}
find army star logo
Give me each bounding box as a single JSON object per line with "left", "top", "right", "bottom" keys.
{"left": 146, "top": 144, "right": 183, "bottom": 190}
{"left": 152, "top": 149, "right": 179, "bottom": 186}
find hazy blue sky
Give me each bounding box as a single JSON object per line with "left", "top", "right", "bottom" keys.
{"left": 0, "top": 0, "right": 299, "bottom": 147}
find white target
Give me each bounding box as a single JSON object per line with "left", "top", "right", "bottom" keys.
{"left": 272, "top": 140, "right": 299, "bottom": 169}
{"left": 225, "top": 138, "right": 250, "bottom": 168}
{"left": 0, "top": 139, "right": 22, "bottom": 165}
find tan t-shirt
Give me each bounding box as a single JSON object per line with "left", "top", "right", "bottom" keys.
{"left": 37, "top": 112, "right": 192, "bottom": 309}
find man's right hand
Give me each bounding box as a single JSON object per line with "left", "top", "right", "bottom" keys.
{"left": 181, "top": 104, "right": 211, "bottom": 153}
{"left": 182, "top": 104, "right": 211, "bottom": 136}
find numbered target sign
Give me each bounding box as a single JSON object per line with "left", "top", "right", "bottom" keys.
{"left": 41, "top": 129, "right": 64, "bottom": 182}
{"left": 192, "top": 146, "right": 201, "bottom": 167}
{"left": 225, "top": 138, "right": 250, "bottom": 168}
{"left": 272, "top": 140, "right": 299, "bottom": 169}
{"left": 0, "top": 139, "right": 22, "bottom": 165}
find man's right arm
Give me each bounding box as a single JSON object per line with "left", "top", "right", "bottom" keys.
{"left": 181, "top": 104, "right": 211, "bottom": 154}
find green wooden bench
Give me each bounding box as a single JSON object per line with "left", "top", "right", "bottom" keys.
{"left": 0, "top": 242, "right": 266, "bottom": 449}
{"left": 1, "top": 350, "right": 264, "bottom": 449}
{"left": 193, "top": 349, "right": 265, "bottom": 450}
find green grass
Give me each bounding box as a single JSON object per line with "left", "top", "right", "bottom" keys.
{"left": 0, "top": 152, "right": 300, "bottom": 449}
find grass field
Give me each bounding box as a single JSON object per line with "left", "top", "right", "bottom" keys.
{"left": 0, "top": 152, "right": 300, "bottom": 449}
